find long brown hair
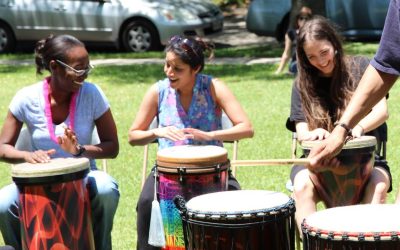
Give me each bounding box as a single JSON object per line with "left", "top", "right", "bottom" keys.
{"left": 296, "top": 16, "right": 356, "bottom": 131}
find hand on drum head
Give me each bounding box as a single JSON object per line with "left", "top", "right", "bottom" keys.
{"left": 57, "top": 126, "right": 79, "bottom": 155}
{"left": 298, "top": 128, "right": 330, "bottom": 141}
{"left": 308, "top": 127, "right": 348, "bottom": 169}
{"left": 181, "top": 128, "right": 212, "bottom": 141}
{"left": 153, "top": 126, "right": 194, "bottom": 141}
{"left": 24, "top": 149, "right": 55, "bottom": 163}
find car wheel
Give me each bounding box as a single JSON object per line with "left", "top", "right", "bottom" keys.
{"left": 121, "top": 19, "right": 160, "bottom": 52}
{"left": 0, "top": 23, "right": 15, "bottom": 53}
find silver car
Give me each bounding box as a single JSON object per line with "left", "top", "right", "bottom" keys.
{"left": 0, "top": 0, "right": 224, "bottom": 53}
{"left": 246, "top": 0, "right": 389, "bottom": 42}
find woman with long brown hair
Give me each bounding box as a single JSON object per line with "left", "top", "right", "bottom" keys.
{"left": 286, "top": 16, "right": 392, "bottom": 233}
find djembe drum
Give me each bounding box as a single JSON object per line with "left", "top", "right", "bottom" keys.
{"left": 156, "top": 145, "right": 230, "bottom": 250}
{"left": 174, "top": 190, "right": 296, "bottom": 250}
{"left": 12, "top": 157, "right": 94, "bottom": 250}
{"left": 302, "top": 204, "right": 400, "bottom": 249}
{"left": 301, "top": 136, "right": 376, "bottom": 207}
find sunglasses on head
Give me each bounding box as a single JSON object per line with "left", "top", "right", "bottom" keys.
{"left": 169, "top": 35, "right": 198, "bottom": 57}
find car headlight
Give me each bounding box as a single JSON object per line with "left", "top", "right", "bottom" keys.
{"left": 161, "top": 8, "right": 199, "bottom": 22}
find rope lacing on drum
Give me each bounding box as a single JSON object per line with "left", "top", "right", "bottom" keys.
{"left": 178, "top": 167, "right": 186, "bottom": 183}
{"left": 214, "top": 163, "right": 221, "bottom": 182}
{"left": 373, "top": 232, "right": 381, "bottom": 241}
{"left": 391, "top": 232, "right": 399, "bottom": 241}
{"left": 327, "top": 231, "right": 334, "bottom": 240}
{"left": 316, "top": 229, "right": 322, "bottom": 238}
{"left": 358, "top": 233, "right": 365, "bottom": 241}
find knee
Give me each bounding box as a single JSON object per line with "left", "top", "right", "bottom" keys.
{"left": 87, "top": 171, "right": 120, "bottom": 209}
{"left": 0, "top": 184, "right": 18, "bottom": 215}
{"left": 292, "top": 172, "right": 314, "bottom": 199}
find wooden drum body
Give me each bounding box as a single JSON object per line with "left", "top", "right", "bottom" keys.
{"left": 156, "top": 145, "right": 230, "bottom": 249}
{"left": 301, "top": 136, "right": 376, "bottom": 207}
{"left": 176, "top": 190, "right": 295, "bottom": 250}
{"left": 302, "top": 204, "right": 400, "bottom": 250}
{"left": 12, "top": 158, "right": 94, "bottom": 250}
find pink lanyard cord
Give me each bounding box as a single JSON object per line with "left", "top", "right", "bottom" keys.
{"left": 43, "top": 77, "right": 78, "bottom": 144}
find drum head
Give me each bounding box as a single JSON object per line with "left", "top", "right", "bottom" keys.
{"left": 301, "top": 135, "right": 376, "bottom": 150}
{"left": 157, "top": 145, "right": 228, "bottom": 168}
{"left": 186, "top": 190, "right": 292, "bottom": 219}
{"left": 303, "top": 204, "right": 400, "bottom": 236}
{"left": 12, "top": 157, "right": 89, "bottom": 178}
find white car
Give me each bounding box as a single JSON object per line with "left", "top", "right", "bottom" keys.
{"left": 0, "top": 0, "right": 224, "bottom": 53}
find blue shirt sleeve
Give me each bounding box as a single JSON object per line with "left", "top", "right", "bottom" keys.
{"left": 371, "top": 0, "right": 400, "bottom": 75}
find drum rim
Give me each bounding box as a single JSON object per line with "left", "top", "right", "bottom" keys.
{"left": 156, "top": 145, "right": 228, "bottom": 166}
{"left": 11, "top": 157, "right": 90, "bottom": 178}
{"left": 300, "top": 135, "right": 377, "bottom": 149}
{"left": 302, "top": 204, "right": 400, "bottom": 241}
{"left": 186, "top": 190, "right": 295, "bottom": 220}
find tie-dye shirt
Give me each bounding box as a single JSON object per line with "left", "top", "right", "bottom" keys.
{"left": 157, "top": 73, "right": 223, "bottom": 149}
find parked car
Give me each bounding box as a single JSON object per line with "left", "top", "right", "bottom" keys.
{"left": 0, "top": 0, "right": 224, "bottom": 53}
{"left": 246, "top": 0, "right": 390, "bottom": 42}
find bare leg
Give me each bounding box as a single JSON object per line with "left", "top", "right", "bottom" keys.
{"left": 291, "top": 166, "right": 320, "bottom": 235}
{"left": 362, "top": 167, "right": 389, "bottom": 204}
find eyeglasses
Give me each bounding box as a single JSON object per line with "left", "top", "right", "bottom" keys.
{"left": 169, "top": 35, "right": 198, "bottom": 57}
{"left": 56, "top": 59, "right": 93, "bottom": 77}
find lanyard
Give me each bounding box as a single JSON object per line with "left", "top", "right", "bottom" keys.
{"left": 43, "top": 77, "right": 78, "bottom": 144}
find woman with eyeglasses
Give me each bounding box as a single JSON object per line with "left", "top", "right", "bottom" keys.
{"left": 128, "top": 35, "right": 254, "bottom": 249}
{"left": 286, "top": 16, "right": 391, "bottom": 235}
{"left": 275, "top": 6, "right": 312, "bottom": 75}
{"left": 0, "top": 34, "right": 119, "bottom": 250}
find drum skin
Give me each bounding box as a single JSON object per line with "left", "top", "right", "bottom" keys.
{"left": 156, "top": 145, "right": 229, "bottom": 250}
{"left": 302, "top": 204, "right": 400, "bottom": 250}
{"left": 12, "top": 158, "right": 94, "bottom": 250}
{"left": 301, "top": 136, "right": 376, "bottom": 207}
{"left": 179, "top": 190, "right": 295, "bottom": 250}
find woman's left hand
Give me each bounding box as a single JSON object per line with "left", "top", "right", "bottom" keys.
{"left": 181, "top": 128, "right": 212, "bottom": 141}
{"left": 57, "top": 127, "right": 79, "bottom": 155}
{"left": 351, "top": 124, "right": 364, "bottom": 138}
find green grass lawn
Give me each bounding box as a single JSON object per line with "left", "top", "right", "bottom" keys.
{"left": 1, "top": 41, "right": 399, "bottom": 249}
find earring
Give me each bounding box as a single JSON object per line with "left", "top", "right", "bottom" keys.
{"left": 335, "top": 50, "right": 338, "bottom": 55}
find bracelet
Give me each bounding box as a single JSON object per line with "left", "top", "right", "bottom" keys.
{"left": 334, "top": 122, "right": 352, "bottom": 135}
{"left": 72, "top": 144, "right": 86, "bottom": 157}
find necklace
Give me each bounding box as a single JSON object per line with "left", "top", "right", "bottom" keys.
{"left": 43, "top": 77, "right": 78, "bottom": 144}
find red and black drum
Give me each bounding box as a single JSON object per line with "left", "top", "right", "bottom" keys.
{"left": 175, "top": 190, "right": 295, "bottom": 250}
{"left": 301, "top": 136, "right": 376, "bottom": 207}
{"left": 156, "top": 145, "right": 230, "bottom": 250}
{"left": 12, "top": 157, "right": 94, "bottom": 250}
{"left": 302, "top": 204, "right": 400, "bottom": 249}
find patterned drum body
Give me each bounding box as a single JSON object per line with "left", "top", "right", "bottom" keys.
{"left": 180, "top": 190, "right": 295, "bottom": 250}
{"left": 156, "top": 145, "right": 229, "bottom": 250}
{"left": 12, "top": 158, "right": 94, "bottom": 250}
{"left": 301, "top": 136, "right": 376, "bottom": 207}
{"left": 302, "top": 204, "right": 400, "bottom": 249}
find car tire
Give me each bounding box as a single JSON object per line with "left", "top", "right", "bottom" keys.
{"left": 0, "top": 22, "right": 15, "bottom": 53}
{"left": 121, "top": 19, "right": 161, "bottom": 52}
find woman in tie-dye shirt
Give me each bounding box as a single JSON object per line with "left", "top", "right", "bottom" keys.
{"left": 129, "top": 35, "right": 254, "bottom": 250}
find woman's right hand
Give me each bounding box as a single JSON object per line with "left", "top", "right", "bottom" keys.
{"left": 24, "top": 149, "right": 55, "bottom": 163}
{"left": 153, "top": 126, "right": 193, "bottom": 142}
{"left": 298, "top": 128, "right": 330, "bottom": 141}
